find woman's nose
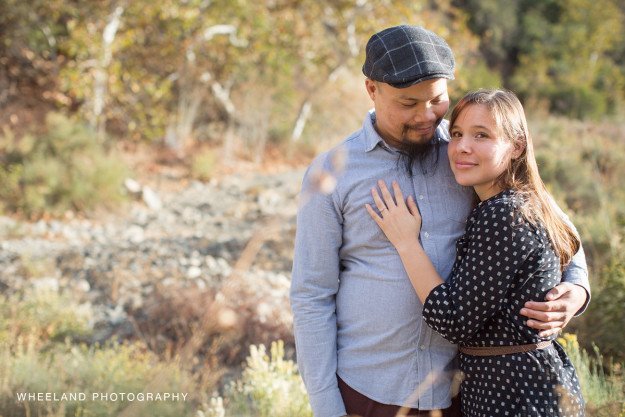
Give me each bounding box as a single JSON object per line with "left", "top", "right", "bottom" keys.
{"left": 455, "top": 136, "right": 471, "bottom": 153}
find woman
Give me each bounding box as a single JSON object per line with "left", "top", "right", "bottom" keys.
{"left": 365, "top": 89, "right": 585, "bottom": 416}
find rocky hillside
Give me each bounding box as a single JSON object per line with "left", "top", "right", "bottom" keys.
{"left": 0, "top": 169, "right": 304, "bottom": 366}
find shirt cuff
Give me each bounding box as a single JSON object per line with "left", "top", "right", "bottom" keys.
{"left": 573, "top": 284, "right": 591, "bottom": 316}
{"left": 308, "top": 386, "right": 346, "bottom": 417}
{"left": 562, "top": 267, "right": 590, "bottom": 316}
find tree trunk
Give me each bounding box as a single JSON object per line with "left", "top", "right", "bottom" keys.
{"left": 93, "top": 5, "right": 124, "bottom": 141}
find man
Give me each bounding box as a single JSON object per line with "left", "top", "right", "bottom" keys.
{"left": 290, "top": 25, "right": 590, "bottom": 417}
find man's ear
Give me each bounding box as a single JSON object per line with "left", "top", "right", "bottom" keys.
{"left": 365, "top": 79, "right": 377, "bottom": 101}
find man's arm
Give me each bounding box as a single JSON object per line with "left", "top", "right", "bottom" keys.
{"left": 521, "top": 202, "right": 590, "bottom": 337}
{"left": 290, "top": 163, "right": 347, "bottom": 417}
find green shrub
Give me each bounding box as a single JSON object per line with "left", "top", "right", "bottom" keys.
{"left": 0, "top": 290, "right": 92, "bottom": 347}
{"left": 0, "top": 291, "right": 215, "bottom": 417}
{"left": 547, "top": 85, "right": 608, "bottom": 120}
{"left": 190, "top": 147, "right": 218, "bottom": 182}
{"left": 224, "top": 340, "right": 312, "bottom": 417}
{"left": 558, "top": 333, "right": 624, "bottom": 413}
{"left": 0, "top": 341, "right": 204, "bottom": 417}
{"left": 575, "top": 259, "right": 625, "bottom": 363}
{"left": 0, "top": 113, "right": 128, "bottom": 217}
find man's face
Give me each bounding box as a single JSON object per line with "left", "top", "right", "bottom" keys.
{"left": 365, "top": 78, "right": 450, "bottom": 149}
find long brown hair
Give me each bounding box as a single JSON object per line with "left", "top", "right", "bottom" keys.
{"left": 449, "top": 89, "right": 580, "bottom": 269}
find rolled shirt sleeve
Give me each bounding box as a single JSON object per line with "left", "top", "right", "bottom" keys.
{"left": 553, "top": 197, "right": 591, "bottom": 315}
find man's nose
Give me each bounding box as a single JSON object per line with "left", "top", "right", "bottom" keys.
{"left": 412, "top": 104, "right": 436, "bottom": 123}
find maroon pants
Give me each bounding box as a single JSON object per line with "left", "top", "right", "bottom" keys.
{"left": 338, "top": 376, "right": 461, "bottom": 417}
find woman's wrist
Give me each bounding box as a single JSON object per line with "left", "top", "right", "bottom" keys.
{"left": 394, "top": 238, "right": 421, "bottom": 256}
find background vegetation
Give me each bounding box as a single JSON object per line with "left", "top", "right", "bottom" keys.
{"left": 1, "top": 0, "right": 624, "bottom": 415}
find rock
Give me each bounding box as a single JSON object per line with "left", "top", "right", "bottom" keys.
{"left": 124, "top": 178, "right": 143, "bottom": 195}
{"left": 186, "top": 266, "right": 202, "bottom": 279}
{"left": 31, "top": 277, "right": 60, "bottom": 293}
{"left": 142, "top": 186, "right": 162, "bottom": 210}
{"left": 0, "top": 168, "right": 305, "bottom": 351}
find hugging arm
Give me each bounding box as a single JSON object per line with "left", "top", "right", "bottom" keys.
{"left": 520, "top": 202, "right": 590, "bottom": 337}
{"left": 367, "top": 182, "right": 528, "bottom": 344}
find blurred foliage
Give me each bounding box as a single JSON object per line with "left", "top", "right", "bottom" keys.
{"left": 190, "top": 147, "right": 219, "bottom": 182}
{"left": 559, "top": 333, "right": 624, "bottom": 416}
{"left": 0, "top": 290, "right": 216, "bottom": 417}
{"left": 0, "top": 113, "right": 128, "bottom": 217}
{"left": 0, "top": 0, "right": 488, "bottom": 148}
{"left": 0, "top": 290, "right": 91, "bottom": 348}
{"left": 454, "top": 0, "right": 625, "bottom": 118}
{"left": 0, "top": 0, "right": 622, "bottom": 143}
{"left": 530, "top": 116, "right": 625, "bottom": 365}
{"left": 222, "top": 340, "right": 312, "bottom": 417}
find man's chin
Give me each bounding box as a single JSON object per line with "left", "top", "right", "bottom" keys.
{"left": 402, "top": 134, "right": 435, "bottom": 146}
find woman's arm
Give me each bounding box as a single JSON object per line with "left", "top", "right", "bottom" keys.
{"left": 365, "top": 180, "right": 443, "bottom": 303}
{"left": 367, "top": 181, "right": 533, "bottom": 344}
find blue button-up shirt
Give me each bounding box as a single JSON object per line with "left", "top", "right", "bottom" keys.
{"left": 290, "top": 111, "right": 589, "bottom": 417}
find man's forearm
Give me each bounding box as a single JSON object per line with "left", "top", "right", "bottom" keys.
{"left": 561, "top": 244, "right": 590, "bottom": 315}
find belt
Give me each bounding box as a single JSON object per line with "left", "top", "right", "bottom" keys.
{"left": 458, "top": 340, "right": 552, "bottom": 356}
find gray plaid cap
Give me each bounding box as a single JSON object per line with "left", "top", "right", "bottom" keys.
{"left": 362, "top": 25, "right": 455, "bottom": 88}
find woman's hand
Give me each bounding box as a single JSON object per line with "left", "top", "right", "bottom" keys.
{"left": 365, "top": 180, "right": 422, "bottom": 252}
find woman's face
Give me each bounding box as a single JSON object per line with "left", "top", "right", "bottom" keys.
{"left": 448, "top": 104, "right": 518, "bottom": 201}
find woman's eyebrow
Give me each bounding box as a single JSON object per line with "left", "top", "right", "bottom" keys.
{"left": 470, "top": 125, "right": 493, "bottom": 130}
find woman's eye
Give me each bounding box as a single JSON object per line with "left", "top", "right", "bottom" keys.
{"left": 450, "top": 131, "right": 461, "bottom": 138}
{"left": 475, "top": 132, "right": 489, "bottom": 139}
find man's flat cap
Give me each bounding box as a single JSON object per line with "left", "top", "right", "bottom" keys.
{"left": 362, "top": 25, "right": 455, "bottom": 88}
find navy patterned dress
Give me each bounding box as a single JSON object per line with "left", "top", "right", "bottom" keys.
{"left": 422, "top": 189, "right": 585, "bottom": 417}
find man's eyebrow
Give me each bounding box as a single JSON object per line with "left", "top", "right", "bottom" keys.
{"left": 397, "top": 92, "right": 445, "bottom": 101}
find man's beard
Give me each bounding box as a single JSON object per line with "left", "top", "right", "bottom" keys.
{"left": 396, "top": 121, "right": 442, "bottom": 177}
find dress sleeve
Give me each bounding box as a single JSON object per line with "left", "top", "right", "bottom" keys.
{"left": 422, "top": 202, "right": 536, "bottom": 344}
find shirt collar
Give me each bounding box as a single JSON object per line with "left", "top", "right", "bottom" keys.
{"left": 363, "top": 109, "right": 386, "bottom": 153}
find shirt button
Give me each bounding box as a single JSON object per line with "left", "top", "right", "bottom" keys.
{"left": 424, "top": 232, "right": 430, "bottom": 239}
{"left": 419, "top": 345, "right": 426, "bottom": 350}
{"left": 419, "top": 195, "right": 424, "bottom": 200}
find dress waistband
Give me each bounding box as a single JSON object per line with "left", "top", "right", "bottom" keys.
{"left": 458, "top": 340, "right": 552, "bottom": 356}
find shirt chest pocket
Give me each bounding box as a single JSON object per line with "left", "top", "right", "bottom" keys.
{"left": 432, "top": 180, "right": 473, "bottom": 225}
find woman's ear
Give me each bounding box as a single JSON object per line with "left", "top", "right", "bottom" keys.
{"left": 512, "top": 139, "right": 526, "bottom": 159}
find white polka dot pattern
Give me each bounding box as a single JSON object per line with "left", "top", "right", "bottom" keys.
{"left": 423, "top": 189, "right": 585, "bottom": 416}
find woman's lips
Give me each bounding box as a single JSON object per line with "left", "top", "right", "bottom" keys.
{"left": 454, "top": 161, "right": 477, "bottom": 169}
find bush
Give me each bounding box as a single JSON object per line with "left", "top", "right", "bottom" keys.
{"left": 558, "top": 333, "right": 624, "bottom": 414}
{"left": 575, "top": 259, "right": 625, "bottom": 363}
{"left": 547, "top": 85, "right": 608, "bottom": 120}
{"left": 0, "top": 341, "right": 207, "bottom": 417}
{"left": 0, "top": 113, "right": 128, "bottom": 217}
{"left": 190, "top": 147, "right": 218, "bottom": 182}
{"left": 0, "top": 290, "right": 92, "bottom": 347}
{"left": 223, "top": 340, "right": 312, "bottom": 417}
{"left": 0, "top": 290, "right": 216, "bottom": 417}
